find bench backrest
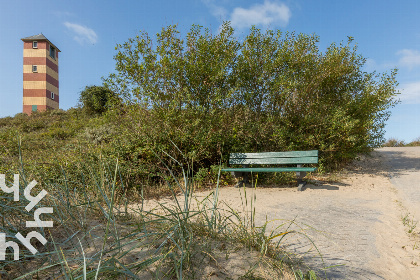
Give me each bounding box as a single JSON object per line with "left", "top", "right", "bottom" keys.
{"left": 229, "top": 150, "right": 318, "bottom": 165}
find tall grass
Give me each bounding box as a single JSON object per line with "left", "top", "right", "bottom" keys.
{"left": 0, "top": 146, "right": 321, "bottom": 279}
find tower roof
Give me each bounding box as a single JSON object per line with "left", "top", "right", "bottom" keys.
{"left": 21, "top": 33, "right": 60, "bottom": 51}
{"left": 21, "top": 33, "right": 49, "bottom": 41}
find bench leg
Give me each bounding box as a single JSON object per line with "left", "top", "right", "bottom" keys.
{"left": 296, "top": 165, "right": 307, "bottom": 191}
{"left": 232, "top": 166, "right": 250, "bottom": 188}
{"left": 234, "top": 174, "right": 250, "bottom": 188}
{"left": 297, "top": 180, "right": 307, "bottom": 191}
{"left": 234, "top": 180, "right": 245, "bottom": 188}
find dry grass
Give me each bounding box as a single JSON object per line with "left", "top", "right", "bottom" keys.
{"left": 0, "top": 147, "right": 321, "bottom": 280}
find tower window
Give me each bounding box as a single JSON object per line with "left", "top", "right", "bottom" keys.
{"left": 49, "top": 45, "right": 56, "bottom": 59}
{"left": 32, "top": 65, "right": 38, "bottom": 72}
{"left": 51, "top": 92, "right": 55, "bottom": 100}
{"left": 33, "top": 41, "right": 38, "bottom": 48}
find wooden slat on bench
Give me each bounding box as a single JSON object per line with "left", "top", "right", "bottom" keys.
{"left": 229, "top": 156, "right": 318, "bottom": 165}
{"left": 230, "top": 150, "right": 318, "bottom": 159}
{"left": 221, "top": 167, "right": 317, "bottom": 172}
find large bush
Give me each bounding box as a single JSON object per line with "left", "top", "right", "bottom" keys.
{"left": 103, "top": 22, "right": 399, "bottom": 172}
{"left": 104, "top": 23, "right": 397, "bottom": 173}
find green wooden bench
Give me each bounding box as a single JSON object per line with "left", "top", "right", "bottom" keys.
{"left": 221, "top": 150, "right": 318, "bottom": 191}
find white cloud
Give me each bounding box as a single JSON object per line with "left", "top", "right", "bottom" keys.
{"left": 398, "top": 81, "right": 420, "bottom": 104}
{"left": 229, "top": 1, "right": 291, "bottom": 29}
{"left": 202, "top": 0, "right": 228, "bottom": 19}
{"left": 397, "top": 49, "right": 420, "bottom": 69}
{"left": 64, "top": 22, "right": 98, "bottom": 45}
{"left": 363, "top": 58, "right": 396, "bottom": 72}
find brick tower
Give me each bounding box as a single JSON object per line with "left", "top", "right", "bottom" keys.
{"left": 21, "top": 34, "right": 60, "bottom": 115}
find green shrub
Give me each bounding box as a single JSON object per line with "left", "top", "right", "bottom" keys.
{"left": 83, "top": 124, "right": 116, "bottom": 144}
{"left": 0, "top": 116, "right": 12, "bottom": 128}
{"left": 20, "top": 119, "right": 48, "bottom": 133}
{"left": 49, "top": 108, "right": 66, "bottom": 116}
{"left": 0, "top": 23, "right": 402, "bottom": 195}
{"left": 43, "top": 126, "right": 74, "bottom": 140}
{"left": 79, "top": 85, "right": 120, "bottom": 114}
{"left": 407, "top": 137, "right": 420, "bottom": 147}
{"left": 11, "top": 112, "right": 29, "bottom": 125}
{"left": 104, "top": 23, "right": 400, "bottom": 172}
{"left": 382, "top": 138, "right": 406, "bottom": 147}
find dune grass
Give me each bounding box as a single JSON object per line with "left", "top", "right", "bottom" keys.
{"left": 382, "top": 137, "right": 420, "bottom": 147}
{"left": 0, "top": 144, "right": 321, "bottom": 279}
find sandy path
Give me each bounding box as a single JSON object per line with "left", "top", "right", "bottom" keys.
{"left": 379, "top": 147, "right": 420, "bottom": 225}
{"left": 143, "top": 149, "right": 420, "bottom": 279}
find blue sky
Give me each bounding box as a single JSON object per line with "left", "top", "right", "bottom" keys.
{"left": 1, "top": 0, "right": 419, "bottom": 142}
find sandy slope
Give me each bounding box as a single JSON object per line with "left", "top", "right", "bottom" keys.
{"left": 143, "top": 150, "right": 420, "bottom": 279}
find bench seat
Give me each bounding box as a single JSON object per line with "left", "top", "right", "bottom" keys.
{"left": 221, "top": 167, "right": 317, "bottom": 172}
{"left": 221, "top": 150, "right": 318, "bottom": 191}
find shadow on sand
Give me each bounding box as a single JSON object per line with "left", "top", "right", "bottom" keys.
{"left": 303, "top": 184, "right": 340, "bottom": 191}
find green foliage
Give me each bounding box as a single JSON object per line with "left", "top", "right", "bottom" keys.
{"left": 0, "top": 22, "right": 401, "bottom": 194}
{"left": 407, "top": 137, "right": 420, "bottom": 146}
{"left": 382, "top": 138, "right": 406, "bottom": 147}
{"left": 78, "top": 85, "right": 120, "bottom": 114}
{"left": 83, "top": 124, "right": 116, "bottom": 144}
{"left": 0, "top": 152, "right": 318, "bottom": 279}
{"left": 11, "top": 113, "right": 29, "bottom": 125}
{"left": 0, "top": 22, "right": 402, "bottom": 276}
{"left": 43, "top": 126, "right": 75, "bottom": 140}
{"left": 104, "top": 22, "right": 400, "bottom": 172}
{"left": 383, "top": 137, "right": 420, "bottom": 147}
{"left": 104, "top": 23, "right": 240, "bottom": 111}
{"left": 194, "top": 164, "right": 230, "bottom": 186}
{"left": 0, "top": 116, "right": 12, "bottom": 128}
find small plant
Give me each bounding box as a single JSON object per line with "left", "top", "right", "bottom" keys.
{"left": 402, "top": 213, "right": 418, "bottom": 234}
{"left": 294, "top": 269, "right": 320, "bottom": 280}
{"left": 194, "top": 164, "right": 232, "bottom": 187}
{"left": 193, "top": 167, "right": 209, "bottom": 185}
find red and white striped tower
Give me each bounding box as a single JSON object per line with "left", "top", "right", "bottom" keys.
{"left": 21, "top": 34, "right": 60, "bottom": 115}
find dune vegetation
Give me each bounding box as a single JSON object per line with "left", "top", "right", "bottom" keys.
{"left": 382, "top": 137, "right": 420, "bottom": 147}
{"left": 0, "top": 22, "right": 400, "bottom": 279}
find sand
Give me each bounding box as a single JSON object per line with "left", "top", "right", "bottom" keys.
{"left": 142, "top": 149, "right": 420, "bottom": 279}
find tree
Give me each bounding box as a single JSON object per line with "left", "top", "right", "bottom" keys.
{"left": 103, "top": 22, "right": 400, "bottom": 169}
{"left": 104, "top": 22, "right": 240, "bottom": 112}
{"left": 79, "top": 85, "right": 119, "bottom": 114}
